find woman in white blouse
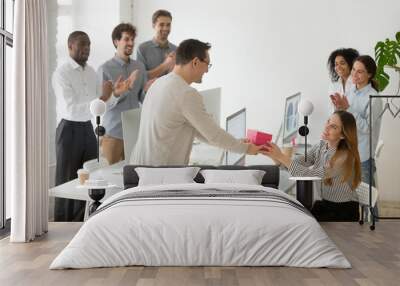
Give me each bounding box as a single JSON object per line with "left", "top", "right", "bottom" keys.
{"left": 262, "top": 111, "right": 362, "bottom": 221}
{"left": 327, "top": 48, "right": 359, "bottom": 98}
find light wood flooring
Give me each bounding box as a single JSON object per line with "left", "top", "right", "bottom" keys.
{"left": 0, "top": 221, "right": 400, "bottom": 286}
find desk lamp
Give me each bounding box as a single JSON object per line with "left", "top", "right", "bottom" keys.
{"left": 294, "top": 99, "right": 315, "bottom": 211}
{"left": 298, "top": 99, "right": 314, "bottom": 162}
{"left": 90, "top": 99, "right": 106, "bottom": 162}
{"left": 88, "top": 99, "right": 107, "bottom": 215}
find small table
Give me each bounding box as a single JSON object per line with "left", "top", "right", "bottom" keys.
{"left": 289, "top": 177, "right": 321, "bottom": 210}
{"left": 77, "top": 184, "right": 117, "bottom": 215}
{"left": 49, "top": 161, "right": 125, "bottom": 219}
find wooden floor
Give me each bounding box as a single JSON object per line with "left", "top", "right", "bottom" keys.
{"left": 0, "top": 222, "right": 399, "bottom": 286}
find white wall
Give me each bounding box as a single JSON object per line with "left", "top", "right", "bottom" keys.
{"left": 132, "top": 0, "right": 400, "bottom": 200}
{"left": 377, "top": 69, "right": 400, "bottom": 201}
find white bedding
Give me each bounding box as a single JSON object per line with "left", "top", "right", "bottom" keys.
{"left": 50, "top": 183, "right": 351, "bottom": 269}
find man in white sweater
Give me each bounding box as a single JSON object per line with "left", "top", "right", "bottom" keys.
{"left": 131, "top": 39, "right": 263, "bottom": 165}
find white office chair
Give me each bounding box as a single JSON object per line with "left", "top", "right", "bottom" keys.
{"left": 121, "top": 107, "right": 141, "bottom": 161}
{"left": 357, "top": 182, "right": 379, "bottom": 230}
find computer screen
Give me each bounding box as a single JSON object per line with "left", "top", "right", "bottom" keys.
{"left": 199, "top": 87, "right": 221, "bottom": 126}
{"left": 282, "top": 92, "right": 301, "bottom": 145}
{"left": 121, "top": 108, "right": 141, "bottom": 161}
{"left": 225, "top": 108, "right": 246, "bottom": 165}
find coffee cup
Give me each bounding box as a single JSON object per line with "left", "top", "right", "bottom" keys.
{"left": 77, "top": 169, "right": 90, "bottom": 185}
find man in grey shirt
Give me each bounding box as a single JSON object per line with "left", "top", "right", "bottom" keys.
{"left": 131, "top": 39, "right": 264, "bottom": 165}
{"left": 136, "top": 9, "right": 177, "bottom": 81}
{"left": 98, "top": 23, "right": 146, "bottom": 164}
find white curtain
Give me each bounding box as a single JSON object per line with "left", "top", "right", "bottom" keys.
{"left": 9, "top": 0, "right": 49, "bottom": 242}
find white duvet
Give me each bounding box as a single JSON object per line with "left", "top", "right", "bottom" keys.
{"left": 50, "top": 183, "right": 351, "bottom": 269}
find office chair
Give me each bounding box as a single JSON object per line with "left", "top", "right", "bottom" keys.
{"left": 121, "top": 107, "right": 141, "bottom": 162}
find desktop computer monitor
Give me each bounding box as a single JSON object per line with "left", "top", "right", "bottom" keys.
{"left": 282, "top": 92, "right": 301, "bottom": 145}
{"left": 199, "top": 87, "right": 221, "bottom": 126}
{"left": 121, "top": 108, "right": 141, "bottom": 161}
{"left": 225, "top": 108, "right": 246, "bottom": 165}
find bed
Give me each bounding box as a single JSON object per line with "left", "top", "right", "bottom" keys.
{"left": 50, "top": 165, "right": 350, "bottom": 269}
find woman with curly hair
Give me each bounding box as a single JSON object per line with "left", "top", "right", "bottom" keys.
{"left": 327, "top": 48, "right": 359, "bottom": 98}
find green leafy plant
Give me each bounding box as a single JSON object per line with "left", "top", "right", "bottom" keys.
{"left": 375, "top": 31, "right": 400, "bottom": 92}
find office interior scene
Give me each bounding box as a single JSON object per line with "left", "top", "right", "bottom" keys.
{"left": 1, "top": 0, "right": 400, "bottom": 285}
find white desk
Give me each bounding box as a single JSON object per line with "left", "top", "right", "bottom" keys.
{"left": 189, "top": 142, "right": 225, "bottom": 165}
{"left": 49, "top": 161, "right": 125, "bottom": 202}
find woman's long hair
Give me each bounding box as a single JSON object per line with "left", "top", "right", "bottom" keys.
{"left": 354, "top": 55, "right": 379, "bottom": 91}
{"left": 324, "top": 111, "right": 361, "bottom": 190}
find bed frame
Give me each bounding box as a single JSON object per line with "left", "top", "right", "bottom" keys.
{"left": 123, "top": 165, "right": 280, "bottom": 189}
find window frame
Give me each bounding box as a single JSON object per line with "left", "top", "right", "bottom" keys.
{"left": 0, "top": 0, "right": 14, "bottom": 231}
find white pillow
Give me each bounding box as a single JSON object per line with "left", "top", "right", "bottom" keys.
{"left": 135, "top": 167, "right": 201, "bottom": 186}
{"left": 200, "top": 169, "right": 266, "bottom": 185}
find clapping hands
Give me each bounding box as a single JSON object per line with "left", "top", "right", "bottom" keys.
{"left": 101, "top": 80, "right": 114, "bottom": 102}
{"left": 330, "top": 92, "right": 349, "bottom": 110}
{"left": 163, "top": 51, "right": 176, "bottom": 72}
{"left": 100, "top": 70, "right": 139, "bottom": 102}
{"left": 113, "top": 70, "right": 139, "bottom": 96}
{"left": 144, "top": 77, "right": 157, "bottom": 92}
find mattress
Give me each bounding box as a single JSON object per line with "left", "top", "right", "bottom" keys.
{"left": 50, "top": 183, "right": 350, "bottom": 269}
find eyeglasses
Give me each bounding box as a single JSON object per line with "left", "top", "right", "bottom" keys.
{"left": 200, "top": 59, "right": 212, "bottom": 69}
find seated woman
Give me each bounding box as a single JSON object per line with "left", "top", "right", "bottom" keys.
{"left": 262, "top": 110, "right": 361, "bottom": 221}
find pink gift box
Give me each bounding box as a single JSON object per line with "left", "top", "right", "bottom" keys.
{"left": 247, "top": 129, "right": 273, "bottom": 145}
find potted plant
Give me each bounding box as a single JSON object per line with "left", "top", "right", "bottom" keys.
{"left": 375, "top": 31, "right": 400, "bottom": 92}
